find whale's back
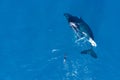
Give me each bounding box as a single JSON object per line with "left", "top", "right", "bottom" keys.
{"left": 79, "top": 18, "right": 94, "bottom": 40}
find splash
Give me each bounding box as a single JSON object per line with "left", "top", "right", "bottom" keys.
{"left": 51, "top": 49, "right": 60, "bottom": 53}
{"left": 62, "top": 58, "right": 94, "bottom": 80}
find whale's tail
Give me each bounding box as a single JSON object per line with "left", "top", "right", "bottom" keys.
{"left": 81, "top": 49, "right": 97, "bottom": 59}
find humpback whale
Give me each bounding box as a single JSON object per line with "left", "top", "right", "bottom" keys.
{"left": 64, "top": 13, "right": 97, "bottom": 58}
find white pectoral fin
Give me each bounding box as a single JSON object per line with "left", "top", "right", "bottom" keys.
{"left": 88, "top": 38, "right": 97, "bottom": 47}
{"left": 81, "top": 32, "right": 97, "bottom": 47}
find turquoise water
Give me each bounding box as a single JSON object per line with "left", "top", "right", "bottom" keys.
{"left": 0, "top": 0, "right": 120, "bottom": 80}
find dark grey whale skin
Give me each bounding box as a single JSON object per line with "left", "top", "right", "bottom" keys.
{"left": 64, "top": 13, "right": 97, "bottom": 59}
{"left": 64, "top": 13, "right": 94, "bottom": 40}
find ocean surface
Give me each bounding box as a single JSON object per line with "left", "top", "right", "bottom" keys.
{"left": 0, "top": 0, "right": 120, "bottom": 80}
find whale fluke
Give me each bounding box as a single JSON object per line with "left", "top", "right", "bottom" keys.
{"left": 81, "top": 49, "right": 97, "bottom": 58}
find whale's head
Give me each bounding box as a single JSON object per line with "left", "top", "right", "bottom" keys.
{"left": 64, "top": 13, "right": 73, "bottom": 20}
{"left": 64, "top": 13, "right": 80, "bottom": 23}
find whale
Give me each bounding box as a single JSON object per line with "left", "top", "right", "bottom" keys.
{"left": 64, "top": 13, "right": 97, "bottom": 58}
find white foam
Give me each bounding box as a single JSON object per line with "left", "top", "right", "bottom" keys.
{"left": 48, "top": 57, "right": 58, "bottom": 62}
{"left": 82, "top": 32, "right": 87, "bottom": 36}
{"left": 51, "top": 49, "right": 60, "bottom": 53}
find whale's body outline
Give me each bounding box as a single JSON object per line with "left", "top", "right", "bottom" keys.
{"left": 64, "top": 13, "right": 97, "bottom": 58}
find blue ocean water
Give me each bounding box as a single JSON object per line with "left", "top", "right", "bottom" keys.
{"left": 0, "top": 0, "right": 120, "bottom": 80}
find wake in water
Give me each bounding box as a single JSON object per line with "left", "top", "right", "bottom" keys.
{"left": 48, "top": 47, "right": 96, "bottom": 80}
{"left": 62, "top": 56, "right": 95, "bottom": 80}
